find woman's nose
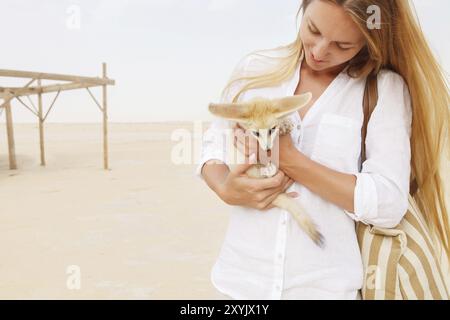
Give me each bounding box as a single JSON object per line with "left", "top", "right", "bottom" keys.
{"left": 312, "top": 39, "right": 329, "bottom": 60}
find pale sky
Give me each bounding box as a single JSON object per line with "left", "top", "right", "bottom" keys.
{"left": 0, "top": 0, "right": 448, "bottom": 123}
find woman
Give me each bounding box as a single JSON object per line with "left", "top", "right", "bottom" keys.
{"left": 196, "top": 0, "right": 449, "bottom": 300}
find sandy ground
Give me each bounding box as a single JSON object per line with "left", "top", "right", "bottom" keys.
{"left": 0, "top": 122, "right": 448, "bottom": 299}
{"left": 0, "top": 122, "right": 229, "bottom": 299}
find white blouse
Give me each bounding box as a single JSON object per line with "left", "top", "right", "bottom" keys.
{"left": 195, "top": 51, "right": 412, "bottom": 300}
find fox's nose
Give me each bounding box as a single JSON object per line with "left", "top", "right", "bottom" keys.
{"left": 267, "top": 149, "right": 272, "bottom": 156}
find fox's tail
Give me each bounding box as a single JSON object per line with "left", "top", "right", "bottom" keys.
{"left": 272, "top": 193, "right": 325, "bottom": 248}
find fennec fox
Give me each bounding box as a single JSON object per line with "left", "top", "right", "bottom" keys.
{"left": 208, "top": 93, "right": 325, "bottom": 247}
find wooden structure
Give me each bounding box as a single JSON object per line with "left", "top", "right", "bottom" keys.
{"left": 0, "top": 63, "right": 115, "bottom": 170}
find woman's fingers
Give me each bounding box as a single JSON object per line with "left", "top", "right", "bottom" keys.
{"left": 256, "top": 177, "right": 293, "bottom": 205}
{"left": 251, "top": 171, "right": 285, "bottom": 190}
{"left": 273, "top": 176, "right": 293, "bottom": 194}
{"left": 283, "top": 178, "right": 294, "bottom": 192}
{"left": 259, "top": 189, "right": 286, "bottom": 211}
{"left": 259, "top": 177, "right": 297, "bottom": 211}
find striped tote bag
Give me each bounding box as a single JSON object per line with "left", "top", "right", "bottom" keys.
{"left": 356, "top": 74, "right": 449, "bottom": 300}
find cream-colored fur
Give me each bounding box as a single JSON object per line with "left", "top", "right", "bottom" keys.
{"left": 208, "top": 93, "right": 325, "bottom": 247}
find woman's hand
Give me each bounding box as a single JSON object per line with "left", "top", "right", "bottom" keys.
{"left": 217, "top": 154, "right": 299, "bottom": 211}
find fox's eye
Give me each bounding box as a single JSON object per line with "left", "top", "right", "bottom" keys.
{"left": 269, "top": 126, "right": 276, "bottom": 134}
{"left": 253, "top": 131, "right": 259, "bottom": 137}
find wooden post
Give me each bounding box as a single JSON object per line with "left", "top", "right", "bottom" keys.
{"left": 102, "top": 63, "right": 109, "bottom": 170}
{"left": 37, "top": 79, "right": 45, "bottom": 166}
{"left": 4, "top": 101, "right": 17, "bottom": 169}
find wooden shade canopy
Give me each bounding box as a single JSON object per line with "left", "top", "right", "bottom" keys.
{"left": 0, "top": 63, "right": 115, "bottom": 170}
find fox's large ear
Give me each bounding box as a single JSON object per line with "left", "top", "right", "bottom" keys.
{"left": 271, "top": 92, "right": 313, "bottom": 118}
{"left": 208, "top": 102, "right": 249, "bottom": 121}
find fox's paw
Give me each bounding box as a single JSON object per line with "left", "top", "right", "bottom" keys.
{"left": 260, "top": 162, "right": 278, "bottom": 178}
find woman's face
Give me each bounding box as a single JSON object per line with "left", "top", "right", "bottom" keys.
{"left": 299, "top": 0, "right": 366, "bottom": 73}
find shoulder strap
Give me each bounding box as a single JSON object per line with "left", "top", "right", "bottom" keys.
{"left": 361, "top": 73, "right": 418, "bottom": 196}
{"left": 360, "top": 74, "right": 378, "bottom": 172}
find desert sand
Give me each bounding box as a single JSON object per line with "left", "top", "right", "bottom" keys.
{"left": 0, "top": 122, "right": 229, "bottom": 299}
{"left": 0, "top": 122, "right": 448, "bottom": 299}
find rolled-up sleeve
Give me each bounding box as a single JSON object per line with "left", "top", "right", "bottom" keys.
{"left": 194, "top": 118, "right": 231, "bottom": 180}
{"left": 194, "top": 55, "right": 253, "bottom": 180}
{"left": 344, "top": 71, "right": 413, "bottom": 228}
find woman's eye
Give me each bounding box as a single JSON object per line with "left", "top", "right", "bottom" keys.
{"left": 337, "top": 44, "right": 352, "bottom": 51}
{"left": 308, "top": 25, "right": 320, "bottom": 35}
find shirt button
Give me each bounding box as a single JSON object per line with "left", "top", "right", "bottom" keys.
{"left": 297, "top": 124, "right": 301, "bottom": 130}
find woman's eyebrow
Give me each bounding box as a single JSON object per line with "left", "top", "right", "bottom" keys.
{"left": 309, "top": 18, "right": 355, "bottom": 45}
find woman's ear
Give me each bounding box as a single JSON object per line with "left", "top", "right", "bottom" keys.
{"left": 271, "top": 92, "right": 312, "bottom": 118}
{"left": 208, "top": 102, "right": 249, "bottom": 121}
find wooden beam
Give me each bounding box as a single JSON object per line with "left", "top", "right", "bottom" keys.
{"left": 4, "top": 101, "right": 17, "bottom": 169}
{"left": 0, "top": 69, "right": 115, "bottom": 85}
{"left": 0, "top": 87, "right": 39, "bottom": 97}
{"left": 0, "top": 78, "right": 36, "bottom": 109}
{"left": 102, "top": 63, "right": 109, "bottom": 170}
{"left": 43, "top": 90, "right": 61, "bottom": 122}
{"left": 15, "top": 96, "right": 39, "bottom": 117}
{"left": 41, "top": 82, "right": 105, "bottom": 94}
{"left": 86, "top": 87, "right": 103, "bottom": 112}
{"left": 26, "top": 95, "right": 38, "bottom": 114}
{"left": 37, "top": 79, "right": 45, "bottom": 166}
{"left": 0, "top": 81, "right": 114, "bottom": 97}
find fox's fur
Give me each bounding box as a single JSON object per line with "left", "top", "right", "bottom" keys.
{"left": 208, "top": 93, "right": 325, "bottom": 247}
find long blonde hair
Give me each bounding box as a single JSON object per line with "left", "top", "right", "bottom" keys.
{"left": 222, "top": 0, "right": 450, "bottom": 258}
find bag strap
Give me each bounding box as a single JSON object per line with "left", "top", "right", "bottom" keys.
{"left": 361, "top": 73, "right": 418, "bottom": 196}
